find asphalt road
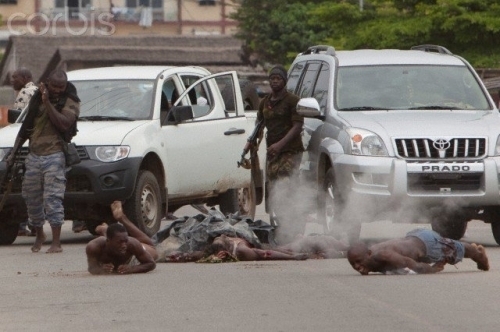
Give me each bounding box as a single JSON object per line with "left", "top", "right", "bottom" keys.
{"left": 2, "top": 204, "right": 500, "bottom": 332}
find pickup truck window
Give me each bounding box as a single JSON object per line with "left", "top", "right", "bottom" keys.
{"left": 336, "top": 65, "right": 491, "bottom": 111}
{"left": 73, "top": 80, "right": 154, "bottom": 120}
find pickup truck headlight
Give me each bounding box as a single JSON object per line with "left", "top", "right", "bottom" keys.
{"left": 95, "top": 146, "right": 130, "bottom": 162}
{"left": 346, "top": 128, "right": 388, "bottom": 156}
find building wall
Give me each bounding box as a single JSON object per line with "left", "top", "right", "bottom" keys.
{"left": 2, "top": 0, "right": 237, "bottom": 36}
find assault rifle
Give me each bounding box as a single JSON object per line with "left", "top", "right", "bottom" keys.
{"left": 0, "top": 146, "right": 24, "bottom": 212}
{"left": 238, "top": 119, "right": 264, "bottom": 169}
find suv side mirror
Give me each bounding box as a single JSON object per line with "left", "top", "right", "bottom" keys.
{"left": 297, "top": 98, "right": 323, "bottom": 119}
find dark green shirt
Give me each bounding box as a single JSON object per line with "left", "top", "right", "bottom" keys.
{"left": 257, "top": 90, "right": 304, "bottom": 153}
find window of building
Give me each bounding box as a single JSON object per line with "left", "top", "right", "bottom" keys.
{"left": 126, "top": 0, "right": 163, "bottom": 7}
{"left": 198, "top": 0, "right": 216, "bottom": 6}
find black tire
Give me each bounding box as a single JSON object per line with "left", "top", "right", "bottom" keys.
{"left": 491, "top": 222, "right": 500, "bottom": 245}
{"left": 123, "top": 170, "right": 162, "bottom": 237}
{"left": 0, "top": 223, "right": 18, "bottom": 245}
{"left": 431, "top": 213, "right": 468, "bottom": 240}
{"left": 238, "top": 176, "right": 257, "bottom": 218}
{"left": 219, "top": 189, "right": 239, "bottom": 216}
{"left": 318, "top": 169, "right": 343, "bottom": 232}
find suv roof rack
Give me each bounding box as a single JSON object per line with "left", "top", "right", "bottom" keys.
{"left": 301, "top": 45, "right": 336, "bottom": 56}
{"left": 411, "top": 44, "right": 452, "bottom": 55}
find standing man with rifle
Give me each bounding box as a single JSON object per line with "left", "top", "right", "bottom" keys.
{"left": 9, "top": 67, "right": 37, "bottom": 236}
{"left": 6, "top": 69, "right": 80, "bottom": 253}
{"left": 242, "top": 65, "right": 304, "bottom": 244}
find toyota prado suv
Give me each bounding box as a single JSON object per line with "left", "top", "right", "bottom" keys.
{"left": 289, "top": 44, "right": 500, "bottom": 244}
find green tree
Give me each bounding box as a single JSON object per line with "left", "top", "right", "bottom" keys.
{"left": 232, "top": 0, "right": 500, "bottom": 68}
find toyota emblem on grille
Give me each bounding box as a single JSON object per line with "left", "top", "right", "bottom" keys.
{"left": 433, "top": 139, "right": 451, "bottom": 151}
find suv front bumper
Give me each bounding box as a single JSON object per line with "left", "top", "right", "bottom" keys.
{"left": 332, "top": 154, "right": 500, "bottom": 208}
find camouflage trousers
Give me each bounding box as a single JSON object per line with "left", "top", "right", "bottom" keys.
{"left": 22, "top": 152, "right": 66, "bottom": 228}
{"left": 265, "top": 151, "right": 304, "bottom": 243}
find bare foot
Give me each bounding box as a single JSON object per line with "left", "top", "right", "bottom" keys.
{"left": 95, "top": 223, "right": 108, "bottom": 236}
{"left": 46, "top": 245, "right": 63, "bottom": 254}
{"left": 31, "top": 231, "right": 47, "bottom": 253}
{"left": 111, "top": 201, "right": 125, "bottom": 221}
{"left": 475, "top": 245, "right": 489, "bottom": 271}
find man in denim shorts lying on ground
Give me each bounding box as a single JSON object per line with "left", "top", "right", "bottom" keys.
{"left": 347, "top": 228, "right": 489, "bottom": 275}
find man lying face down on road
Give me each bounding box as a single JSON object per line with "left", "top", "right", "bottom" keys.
{"left": 347, "top": 228, "right": 489, "bottom": 275}
{"left": 86, "top": 201, "right": 158, "bottom": 275}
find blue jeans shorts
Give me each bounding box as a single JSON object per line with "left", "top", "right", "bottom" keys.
{"left": 406, "top": 228, "right": 465, "bottom": 265}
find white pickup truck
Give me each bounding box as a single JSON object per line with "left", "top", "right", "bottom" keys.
{"left": 0, "top": 66, "right": 264, "bottom": 243}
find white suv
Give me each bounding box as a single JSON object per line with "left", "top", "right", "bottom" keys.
{"left": 290, "top": 44, "right": 500, "bottom": 243}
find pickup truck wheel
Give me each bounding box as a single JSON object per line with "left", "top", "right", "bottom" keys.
{"left": 0, "top": 222, "right": 18, "bottom": 245}
{"left": 123, "top": 170, "right": 162, "bottom": 237}
{"left": 431, "top": 215, "right": 468, "bottom": 240}
{"left": 238, "top": 177, "right": 257, "bottom": 218}
{"left": 219, "top": 189, "right": 239, "bottom": 216}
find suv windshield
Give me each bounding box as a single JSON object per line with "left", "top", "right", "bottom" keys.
{"left": 336, "top": 65, "right": 491, "bottom": 111}
{"left": 73, "top": 80, "right": 155, "bottom": 120}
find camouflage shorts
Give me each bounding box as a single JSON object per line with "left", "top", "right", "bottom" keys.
{"left": 266, "top": 151, "right": 302, "bottom": 182}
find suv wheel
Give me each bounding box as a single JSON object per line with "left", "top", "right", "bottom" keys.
{"left": 430, "top": 211, "right": 468, "bottom": 240}
{"left": 319, "top": 169, "right": 346, "bottom": 234}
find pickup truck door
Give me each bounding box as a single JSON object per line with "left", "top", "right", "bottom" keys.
{"left": 162, "top": 71, "right": 251, "bottom": 197}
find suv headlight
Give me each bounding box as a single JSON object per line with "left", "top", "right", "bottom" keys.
{"left": 95, "top": 146, "right": 130, "bottom": 162}
{"left": 346, "top": 128, "right": 388, "bottom": 156}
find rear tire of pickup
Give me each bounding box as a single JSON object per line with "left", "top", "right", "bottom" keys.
{"left": 123, "top": 170, "right": 162, "bottom": 237}
{"left": 238, "top": 176, "right": 257, "bottom": 218}
{"left": 219, "top": 189, "right": 239, "bottom": 216}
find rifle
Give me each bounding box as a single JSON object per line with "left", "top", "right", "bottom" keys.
{"left": 238, "top": 119, "right": 264, "bottom": 169}
{"left": 0, "top": 147, "right": 24, "bottom": 212}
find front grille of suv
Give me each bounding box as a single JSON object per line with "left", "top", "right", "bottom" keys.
{"left": 395, "top": 138, "right": 486, "bottom": 159}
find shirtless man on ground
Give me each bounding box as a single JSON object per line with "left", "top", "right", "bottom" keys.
{"left": 86, "top": 201, "right": 158, "bottom": 275}
{"left": 166, "top": 234, "right": 309, "bottom": 262}
{"left": 347, "top": 228, "right": 489, "bottom": 275}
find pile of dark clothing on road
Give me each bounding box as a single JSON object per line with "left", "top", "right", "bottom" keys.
{"left": 152, "top": 208, "right": 275, "bottom": 262}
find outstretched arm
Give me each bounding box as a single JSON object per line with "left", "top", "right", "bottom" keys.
{"left": 86, "top": 242, "right": 114, "bottom": 275}
{"left": 376, "top": 251, "right": 444, "bottom": 274}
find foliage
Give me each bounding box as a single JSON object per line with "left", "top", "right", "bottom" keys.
{"left": 231, "top": 0, "right": 500, "bottom": 68}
